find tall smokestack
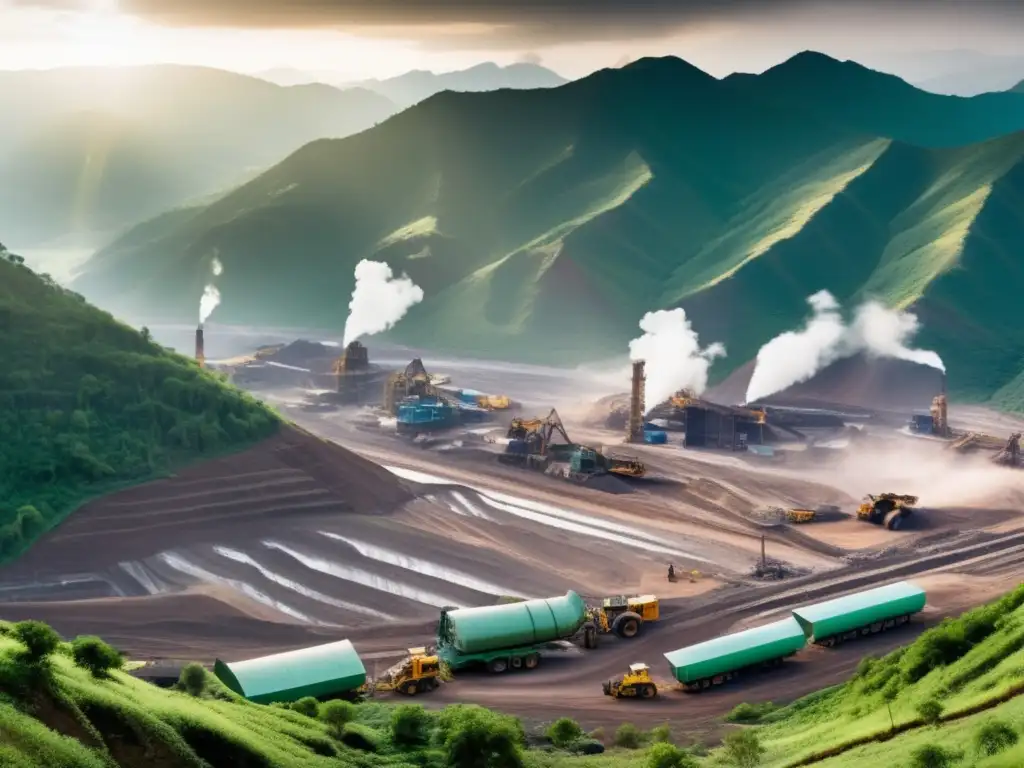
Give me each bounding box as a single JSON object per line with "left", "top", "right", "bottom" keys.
{"left": 627, "top": 360, "right": 646, "bottom": 443}
{"left": 195, "top": 325, "right": 205, "bottom": 368}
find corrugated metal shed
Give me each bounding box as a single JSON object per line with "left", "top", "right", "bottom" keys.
{"left": 792, "top": 581, "right": 926, "bottom": 641}
{"left": 441, "top": 591, "right": 588, "bottom": 654}
{"left": 664, "top": 618, "right": 806, "bottom": 684}
{"left": 213, "top": 639, "right": 366, "bottom": 704}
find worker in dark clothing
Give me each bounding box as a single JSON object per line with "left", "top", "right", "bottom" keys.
{"left": 667, "top": 564, "right": 675, "bottom": 581}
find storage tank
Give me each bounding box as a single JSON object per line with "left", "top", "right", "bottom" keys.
{"left": 664, "top": 617, "right": 807, "bottom": 684}
{"left": 791, "top": 581, "right": 926, "bottom": 643}
{"left": 214, "top": 639, "right": 366, "bottom": 704}
{"left": 438, "top": 591, "right": 588, "bottom": 654}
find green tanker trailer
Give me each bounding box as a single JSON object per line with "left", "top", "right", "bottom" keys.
{"left": 664, "top": 617, "right": 807, "bottom": 692}
{"left": 791, "top": 580, "right": 926, "bottom": 647}
{"left": 436, "top": 590, "right": 597, "bottom": 673}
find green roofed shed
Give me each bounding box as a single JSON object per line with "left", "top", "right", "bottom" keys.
{"left": 664, "top": 617, "right": 806, "bottom": 684}
{"left": 791, "top": 581, "right": 926, "bottom": 641}
{"left": 213, "top": 639, "right": 366, "bottom": 704}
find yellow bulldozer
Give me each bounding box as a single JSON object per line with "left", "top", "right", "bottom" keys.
{"left": 857, "top": 493, "right": 918, "bottom": 531}
{"left": 592, "top": 595, "right": 659, "bottom": 639}
{"left": 603, "top": 663, "right": 659, "bottom": 699}
{"left": 361, "top": 648, "right": 441, "bottom": 696}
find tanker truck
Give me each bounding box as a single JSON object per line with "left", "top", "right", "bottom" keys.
{"left": 435, "top": 591, "right": 597, "bottom": 674}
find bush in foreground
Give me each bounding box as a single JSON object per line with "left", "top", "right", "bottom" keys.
{"left": 614, "top": 722, "right": 642, "bottom": 749}
{"left": 71, "top": 636, "right": 122, "bottom": 678}
{"left": 916, "top": 699, "right": 944, "bottom": 727}
{"left": 438, "top": 704, "right": 524, "bottom": 768}
{"left": 723, "top": 730, "right": 764, "bottom": 768}
{"left": 974, "top": 719, "right": 1019, "bottom": 757}
{"left": 547, "top": 717, "right": 584, "bottom": 748}
{"left": 12, "top": 620, "right": 61, "bottom": 663}
{"left": 290, "top": 696, "right": 320, "bottom": 718}
{"left": 321, "top": 699, "right": 357, "bottom": 736}
{"left": 909, "top": 744, "right": 960, "bottom": 768}
{"left": 178, "top": 663, "right": 207, "bottom": 696}
{"left": 647, "top": 742, "right": 698, "bottom": 768}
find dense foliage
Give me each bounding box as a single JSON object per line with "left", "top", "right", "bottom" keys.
{"left": 0, "top": 245, "right": 280, "bottom": 562}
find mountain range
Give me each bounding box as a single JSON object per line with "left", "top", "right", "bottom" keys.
{"left": 71, "top": 52, "right": 1024, "bottom": 408}
{"left": 0, "top": 66, "right": 397, "bottom": 248}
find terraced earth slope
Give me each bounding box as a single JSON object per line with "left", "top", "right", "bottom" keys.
{"left": 0, "top": 247, "right": 286, "bottom": 562}
{"left": 73, "top": 53, "right": 1024, "bottom": 406}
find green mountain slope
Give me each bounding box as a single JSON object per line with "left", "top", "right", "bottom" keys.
{"left": 0, "top": 66, "right": 396, "bottom": 246}
{"left": 73, "top": 55, "right": 1024, "bottom": 407}
{"left": 0, "top": 244, "right": 280, "bottom": 563}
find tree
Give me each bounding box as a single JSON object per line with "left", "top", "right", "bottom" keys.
{"left": 647, "top": 742, "right": 698, "bottom": 768}
{"left": 723, "top": 730, "right": 765, "bottom": 768}
{"left": 974, "top": 719, "right": 1018, "bottom": 756}
{"left": 438, "top": 705, "right": 523, "bottom": 768}
{"left": 917, "top": 698, "right": 944, "bottom": 727}
{"left": 320, "top": 699, "right": 357, "bottom": 737}
{"left": 178, "top": 663, "right": 207, "bottom": 696}
{"left": 390, "top": 703, "right": 430, "bottom": 745}
{"left": 546, "top": 717, "right": 583, "bottom": 748}
{"left": 882, "top": 680, "right": 900, "bottom": 731}
{"left": 71, "top": 636, "right": 123, "bottom": 677}
{"left": 909, "top": 744, "right": 958, "bottom": 768}
{"left": 12, "top": 620, "right": 61, "bottom": 663}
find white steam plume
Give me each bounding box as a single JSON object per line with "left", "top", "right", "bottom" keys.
{"left": 745, "top": 290, "right": 847, "bottom": 403}
{"left": 198, "top": 255, "right": 223, "bottom": 325}
{"left": 850, "top": 301, "right": 946, "bottom": 372}
{"left": 745, "top": 290, "right": 945, "bottom": 403}
{"left": 629, "top": 308, "right": 726, "bottom": 410}
{"left": 342, "top": 259, "right": 424, "bottom": 346}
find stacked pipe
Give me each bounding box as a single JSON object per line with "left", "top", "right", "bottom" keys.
{"left": 627, "top": 360, "right": 646, "bottom": 443}
{"left": 195, "top": 325, "right": 205, "bottom": 368}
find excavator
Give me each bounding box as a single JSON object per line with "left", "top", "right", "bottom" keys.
{"left": 993, "top": 433, "right": 1022, "bottom": 467}
{"left": 360, "top": 648, "right": 441, "bottom": 696}
{"left": 857, "top": 493, "right": 918, "bottom": 531}
{"left": 501, "top": 409, "right": 647, "bottom": 478}
{"left": 603, "top": 663, "right": 658, "bottom": 699}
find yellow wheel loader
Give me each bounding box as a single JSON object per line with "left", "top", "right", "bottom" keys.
{"left": 592, "top": 595, "right": 660, "bottom": 639}
{"left": 362, "top": 648, "right": 441, "bottom": 696}
{"left": 603, "top": 663, "right": 658, "bottom": 699}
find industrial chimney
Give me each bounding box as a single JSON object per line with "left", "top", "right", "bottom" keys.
{"left": 626, "top": 360, "right": 646, "bottom": 443}
{"left": 195, "top": 325, "right": 205, "bottom": 368}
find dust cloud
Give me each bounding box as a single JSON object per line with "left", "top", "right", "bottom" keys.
{"left": 342, "top": 259, "right": 424, "bottom": 347}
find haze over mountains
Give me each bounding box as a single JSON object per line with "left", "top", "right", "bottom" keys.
{"left": 69, "top": 51, "right": 1024, "bottom": 408}
{"left": 0, "top": 66, "right": 396, "bottom": 248}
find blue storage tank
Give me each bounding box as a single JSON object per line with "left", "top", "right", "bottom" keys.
{"left": 644, "top": 430, "right": 668, "bottom": 444}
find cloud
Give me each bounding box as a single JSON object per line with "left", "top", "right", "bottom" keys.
{"left": 516, "top": 51, "right": 543, "bottom": 65}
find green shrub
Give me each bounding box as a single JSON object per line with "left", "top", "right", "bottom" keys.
{"left": 589, "top": 727, "right": 606, "bottom": 743}
{"left": 341, "top": 722, "right": 381, "bottom": 752}
{"left": 614, "top": 723, "right": 642, "bottom": 749}
{"left": 909, "top": 744, "right": 960, "bottom": 768}
{"left": 320, "top": 699, "right": 357, "bottom": 736}
{"left": 546, "top": 718, "right": 584, "bottom": 748}
{"left": 722, "top": 730, "right": 765, "bottom": 768}
{"left": 648, "top": 724, "right": 672, "bottom": 743}
{"left": 571, "top": 739, "right": 605, "bottom": 755}
{"left": 391, "top": 703, "right": 430, "bottom": 746}
{"left": 974, "top": 719, "right": 1019, "bottom": 757}
{"left": 437, "top": 704, "right": 523, "bottom": 768}
{"left": 647, "top": 742, "right": 698, "bottom": 768}
{"left": 725, "top": 702, "right": 779, "bottom": 724}
{"left": 916, "top": 699, "right": 944, "bottom": 726}
{"left": 178, "top": 663, "right": 207, "bottom": 697}
{"left": 290, "top": 697, "right": 320, "bottom": 718}
{"left": 11, "top": 620, "right": 61, "bottom": 662}
{"left": 71, "top": 636, "right": 122, "bottom": 678}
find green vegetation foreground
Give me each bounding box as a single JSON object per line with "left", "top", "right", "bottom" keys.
{"left": 0, "top": 245, "right": 280, "bottom": 564}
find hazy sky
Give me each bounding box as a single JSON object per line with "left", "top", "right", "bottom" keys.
{"left": 2, "top": 0, "right": 1023, "bottom": 81}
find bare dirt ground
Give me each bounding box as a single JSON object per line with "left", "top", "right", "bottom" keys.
{"left": 3, "top": 341, "right": 1024, "bottom": 734}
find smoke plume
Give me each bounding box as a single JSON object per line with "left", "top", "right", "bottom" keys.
{"left": 198, "top": 256, "right": 223, "bottom": 325}
{"left": 342, "top": 259, "right": 424, "bottom": 346}
{"left": 745, "top": 291, "right": 847, "bottom": 403}
{"left": 745, "top": 290, "right": 944, "bottom": 403}
{"left": 629, "top": 308, "right": 726, "bottom": 410}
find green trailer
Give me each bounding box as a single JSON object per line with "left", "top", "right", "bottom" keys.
{"left": 664, "top": 617, "right": 807, "bottom": 691}
{"left": 214, "top": 639, "right": 366, "bottom": 704}
{"left": 437, "top": 590, "right": 595, "bottom": 673}
{"left": 792, "top": 581, "right": 926, "bottom": 646}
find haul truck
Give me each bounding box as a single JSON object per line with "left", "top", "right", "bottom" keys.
{"left": 791, "top": 581, "right": 926, "bottom": 648}
{"left": 436, "top": 591, "right": 596, "bottom": 673}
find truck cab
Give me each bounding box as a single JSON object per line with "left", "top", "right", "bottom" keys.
{"left": 596, "top": 594, "right": 659, "bottom": 638}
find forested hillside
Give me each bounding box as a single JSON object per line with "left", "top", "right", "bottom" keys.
{"left": 0, "top": 244, "right": 280, "bottom": 563}
{"left": 72, "top": 53, "right": 1024, "bottom": 406}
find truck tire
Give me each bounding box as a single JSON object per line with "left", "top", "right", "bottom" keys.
{"left": 583, "top": 626, "right": 598, "bottom": 649}
{"left": 612, "top": 612, "right": 643, "bottom": 639}
{"left": 524, "top": 653, "right": 541, "bottom": 670}
{"left": 401, "top": 682, "right": 418, "bottom": 695}
{"left": 510, "top": 656, "right": 524, "bottom": 670}
{"left": 488, "top": 658, "right": 509, "bottom": 674}
{"left": 640, "top": 684, "right": 656, "bottom": 699}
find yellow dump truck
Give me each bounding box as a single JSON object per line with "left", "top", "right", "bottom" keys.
{"left": 857, "top": 494, "right": 917, "bottom": 531}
